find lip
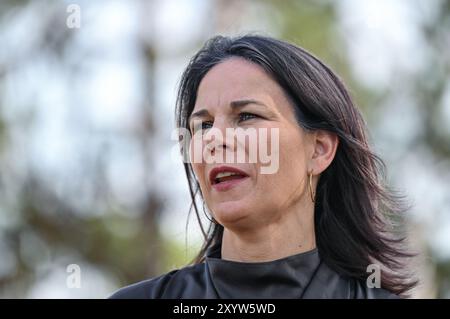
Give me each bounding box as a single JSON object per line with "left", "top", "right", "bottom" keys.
{"left": 209, "top": 166, "right": 250, "bottom": 192}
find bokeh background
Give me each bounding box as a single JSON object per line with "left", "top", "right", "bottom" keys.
{"left": 0, "top": 0, "right": 449, "bottom": 298}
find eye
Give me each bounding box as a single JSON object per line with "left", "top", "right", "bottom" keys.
{"left": 239, "top": 112, "right": 259, "bottom": 122}
{"left": 192, "top": 120, "right": 212, "bottom": 133}
{"left": 201, "top": 121, "right": 213, "bottom": 130}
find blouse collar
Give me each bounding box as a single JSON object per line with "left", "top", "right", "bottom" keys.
{"left": 205, "top": 239, "right": 321, "bottom": 298}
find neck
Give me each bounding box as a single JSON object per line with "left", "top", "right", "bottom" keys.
{"left": 221, "top": 203, "right": 316, "bottom": 262}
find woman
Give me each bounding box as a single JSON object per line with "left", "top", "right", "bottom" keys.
{"left": 110, "top": 35, "right": 416, "bottom": 299}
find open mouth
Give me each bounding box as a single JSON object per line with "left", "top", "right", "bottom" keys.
{"left": 213, "top": 172, "right": 247, "bottom": 184}
{"left": 209, "top": 166, "right": 250, "bottom": 189}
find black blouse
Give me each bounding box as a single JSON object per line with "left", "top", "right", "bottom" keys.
{"left": 109, "top": 240, "right": 398, "bottom": 299}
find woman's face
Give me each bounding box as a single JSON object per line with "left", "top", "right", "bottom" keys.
{"left": 189, "top": 57, "right": 315, "bottom": 230}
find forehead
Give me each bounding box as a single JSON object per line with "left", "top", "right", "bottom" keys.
{"left": 194, "top": 57, "right": 285, "bottom": 109}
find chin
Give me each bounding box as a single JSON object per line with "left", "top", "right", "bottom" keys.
{"left": 211, "top": 201, "right": 253, "bottom": 228}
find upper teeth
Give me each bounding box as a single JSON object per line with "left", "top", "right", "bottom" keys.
{"left": 216, "top": 172, "right": 239, "bottom": 179}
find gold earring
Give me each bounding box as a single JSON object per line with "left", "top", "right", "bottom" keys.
{"left": 309, "top": 171, "right": 315, "bottom": 203}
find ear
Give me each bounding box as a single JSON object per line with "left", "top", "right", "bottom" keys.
{"left": 309, "top": 130, "right": 339, "bottom": 174}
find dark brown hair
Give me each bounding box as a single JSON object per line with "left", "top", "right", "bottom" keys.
{"left": 175, "top": 34, "right": 417, "bottom": 296}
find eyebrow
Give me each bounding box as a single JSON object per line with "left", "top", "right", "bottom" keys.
{"left": 188, "top": 99, "right": 268, "bottom": 123}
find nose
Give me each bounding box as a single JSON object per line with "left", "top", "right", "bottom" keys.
{"left": 204, "top": 118, "right": 235, "bottom": 157}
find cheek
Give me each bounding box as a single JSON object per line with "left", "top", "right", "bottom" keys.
{"left": 251, "top": 127, "right": 302, "bottom": 188}
{"left": 191, "top": 162, "right": 205, "bottom": 184}
{"left": 272, "top": 130, "right": 307, "bottom": 188}
{"left": 189, "top": 139, "right": 207, "bottom": 187}
{"left": 264, "top": 123, "right": 306, "bottom": 168}
{"left": 284, "top": 129, "right": 306, "bottom": 165}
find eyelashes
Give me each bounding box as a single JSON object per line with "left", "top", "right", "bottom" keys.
{"left": 239, "top": 112, "right": 258, "bottom": 122}
{"left": 191, "top": 112, "right": 260, "bottom": 133}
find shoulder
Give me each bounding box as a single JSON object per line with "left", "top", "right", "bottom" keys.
{"left": 352, "top": 279, "right": 401, "bottom": 299}
{"left": 304, "top": 261, "right": 401, "bottom": 299}
{"left": 108, "top": 263, "right": 206, "bottom": 299}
